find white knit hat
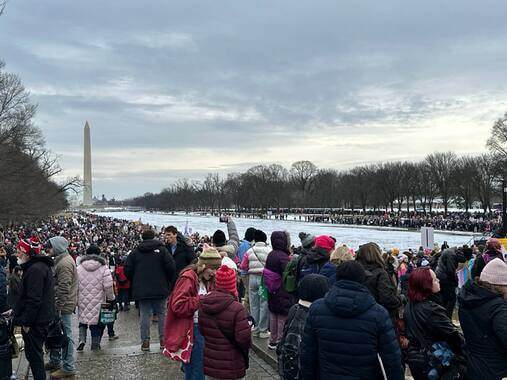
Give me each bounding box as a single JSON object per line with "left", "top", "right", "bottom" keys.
{"left": 480, "top": 258, "right": 507, "bottom": 286}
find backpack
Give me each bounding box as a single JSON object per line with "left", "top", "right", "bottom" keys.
{"left": 277, "top": 305, "right": 308, "bottom": 379}
{"left": 282, "top": 256, "right": 301, "bottom": 293}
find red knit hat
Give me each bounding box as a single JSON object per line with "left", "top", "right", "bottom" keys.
{"left": 314, "top": 235, "right": 335, "bottom": 253}
{"left": 16, "top": 238, "right": 42, "bottom": 256}
{"left": 215, "top": 265, "right": 237, "bottom": 297}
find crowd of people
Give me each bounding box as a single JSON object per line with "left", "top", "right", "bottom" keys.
{"left": 229, "top": 210, "right": 503, "bottom": 234}
{"left": 0, "top": 212, "right": 506, "bottom": 379}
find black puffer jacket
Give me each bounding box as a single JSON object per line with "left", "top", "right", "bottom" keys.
{"left": 13, "top": 255, "right": 55, "bottom": 327}
{"left": 458, "top": 281, "right": 507, "bottom": 380}
{"left": 125, "top": 239, "right": 176, "bottom": 300}
{"left": 300, "top": 280, "right": 403, "bottom": 380}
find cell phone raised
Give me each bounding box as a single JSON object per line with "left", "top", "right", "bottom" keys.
{"left": 219, "top": 215, "right": 229, "bottom": 223}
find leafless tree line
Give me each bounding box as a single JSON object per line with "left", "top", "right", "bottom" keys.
{"left": 0, "top": 60, "right": 78, "bottom": 224}
{"left": 128, "top": 152, "right": 504, "bottom": 215}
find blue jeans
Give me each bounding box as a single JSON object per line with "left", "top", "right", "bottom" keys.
{"left": 183, "top": 323, "right": 204, "bottom": 380}
{"left": 49, "top": 313, "right": 75, "bottom": 372}
{"left": 139, "top": 298, "right": 166, "bottom": 341}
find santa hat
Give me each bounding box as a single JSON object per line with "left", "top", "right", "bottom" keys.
{"left": 16, "top": 238, "right": 42, "bottom": 256}
{"left": 215, "top": 265, "right": 237, "bottom": 297}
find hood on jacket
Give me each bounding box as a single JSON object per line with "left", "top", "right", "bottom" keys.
{"left": 436, "top": 248, "right": 458, "bottom": 277}
{"left": 271, "top": 231, "right": 290, "bottom": 252}
{"left": 21, "top": 254, "right": 54, "bottom": 270}
{"left": 49, "top": 236, "right": 69, "bottom": 256}
{"left": 138, "top": 239, "right": 165, "bottom": 253}
{"left": 80, "top": 254, "right": 106, "bottom": 272}
{"left": 458, "top": 280, "right": 502, "bottom": 309}
{"left": 199, "top": 289, "right": 235, "bottom": 315}
{"left": 324, "top": 280, "right": 376, "bottom": 318}
{"left": 306, "top": 247, "right": 329, "bottom": 265}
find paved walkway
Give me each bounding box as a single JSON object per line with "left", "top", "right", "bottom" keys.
{"left": 12, "top": 308, "right": 278, "bottom": 379}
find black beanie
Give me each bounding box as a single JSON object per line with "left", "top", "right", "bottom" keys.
{"left": 336, "top": 261, "right": 367, "bottom": 285}
{"left": 212, "top": 230, "right": 226, "bottom": 247}
{"left": 86, "top": 245, "right": 101, "bottom": 256}
{"left": 254, "top": 229, "right": 267, "bottom": 243}
{"left": 244, "top": 227, "right": 256, "bottom": 242}
{"left": 298, "top": 274, "right": 330, "bottom": 302}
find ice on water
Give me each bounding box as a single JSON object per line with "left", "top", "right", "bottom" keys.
{"left": 97, "top": 211, "right": 477, "bottom": 251}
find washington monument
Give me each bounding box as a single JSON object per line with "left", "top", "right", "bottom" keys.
{"left": 83, "top": 121, "right": 93, "bottom": 205}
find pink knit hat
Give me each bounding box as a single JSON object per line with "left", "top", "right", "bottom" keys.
{"left": 480, "top": 258, "right": 507, "bottom": 286}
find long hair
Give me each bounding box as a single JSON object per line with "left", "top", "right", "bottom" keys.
{"left": 408, "top": 267, "right": 433, "bottom": 302}
{"left": 356, "top": 242, "right": 385, "bottom": 269}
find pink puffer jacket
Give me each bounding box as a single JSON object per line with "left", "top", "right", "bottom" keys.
{"left": 77, "top": 255, "right": 115, "bottom": 325}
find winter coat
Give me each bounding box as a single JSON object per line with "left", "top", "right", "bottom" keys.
{"left": 13, "top": 255, "right": 55, "bottom": 327}
{"left": 458, "top": 281, "right": 507, "bottom": 380}
{"left": 0, "top": 266, "right": 6, "bottom": 313}
{"left": 404, "top": 296, "right": 463, "bottom": 357}
{"left": 198, "top": 289, "right": 251, "bottom": 379}
{"left": 125, "top": 239, "right": 175, "bottom": 300}
{"left": 77, "top": 255, "right": 115, "bottom": 325}
{"left": 241, "top": 242, "right": 270, "bottom": 275}
{"left": 277, "top": 302, "right": 310, "bottom": 380}
{"left": 166, "top": 233, "right": 197, "bottom": 276}
{"left": 215, "top": 220, "right": 240, "bottom": 260}
{"left": 53, "top": 252, "right": 78, "bottom": 314}
{"left": 7, "top": 272, "right": 21, "bottom": 311}
{"left": 436, "top": 248, "right": 459, "bottom": 298}
{"left": 471, "top": 249, "right": 504, "bottom": 280}
{"left": 298, "top": 248, "right": 336, "bottom": 284}
{"left": 361, "top": 263, "right": 402, "bottom": 321}
{"left": 265, "top": 231, "right": 293, "bottom": 316}
{"left": 164, "top": 268, "right": 200, "bottom": 354}
{"left": 115, "top": 265, "right": 130, "bottom": 289}
{"left": 300, "top": 280, "right": 403, "bottom": 380}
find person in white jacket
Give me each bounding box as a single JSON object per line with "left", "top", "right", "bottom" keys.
{"left": 240, "top": 229, "right": 270, "bottom": 338}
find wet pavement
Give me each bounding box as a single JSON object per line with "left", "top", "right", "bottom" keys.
{"left": 12, "top": 307, "right": 279, "bottom": 379}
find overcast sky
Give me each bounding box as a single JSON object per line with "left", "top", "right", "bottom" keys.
{"left": 1, "top": 1, "right": 506, "bottom": 199}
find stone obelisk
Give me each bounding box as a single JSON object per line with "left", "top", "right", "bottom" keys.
{"left": 83, "top": 121, "right": 93, "bottom": 206}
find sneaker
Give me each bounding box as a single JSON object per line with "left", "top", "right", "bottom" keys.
{"left": 259, "top": 331, "right": 271, "bottom": 339}
{"left": 50, "top": 368, "right": 76, "bottom": 379}
{"left": 45, "top": 362, "right": 61, "bottom": 371}
{"left": 141, "top": 340, "right": 150, "bottom": 351}
{"left": 76, "top": 341, "right": 85, "bottom": 352}
{"left": 267, "top": 342, "right": 277, "bottom": 350}
{"left": 160, "top": 338, "right": 165, "bottom": 350}
{"left": 109, "top": 335, "right": 119, "bottom": 341}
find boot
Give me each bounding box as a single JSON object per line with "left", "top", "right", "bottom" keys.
{"left": 90, "top": 336, "right": 101, "bottom": 351}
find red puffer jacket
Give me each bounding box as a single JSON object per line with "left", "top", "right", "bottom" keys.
{"left": 198, "top": 289, "right": 252, "bottom": 379}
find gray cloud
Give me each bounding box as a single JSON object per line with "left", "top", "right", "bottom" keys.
{"left": 1, "top": 0, "right": 507, "bottom": 198}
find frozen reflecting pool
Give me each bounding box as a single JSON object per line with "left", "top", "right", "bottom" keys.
{"left": 96, "top": 211, "right": 479, "bottom": 251}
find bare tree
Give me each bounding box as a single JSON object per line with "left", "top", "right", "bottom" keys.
{"left": 425, "top": 152, "right": 458, "bottom": 215}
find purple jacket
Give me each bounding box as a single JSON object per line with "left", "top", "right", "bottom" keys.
{"left": 77, "top": 255, "right": 115, "bottom": 325}
{"left": 265, "top": 231, "right": 293, "bottom": 316}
